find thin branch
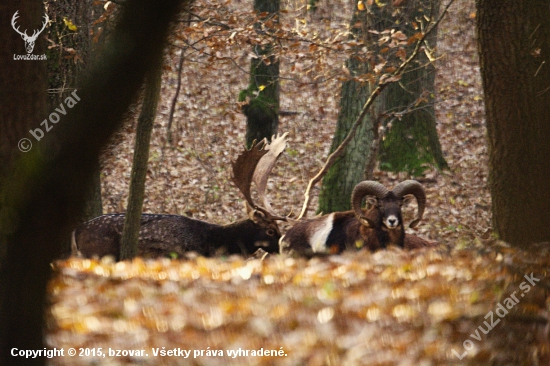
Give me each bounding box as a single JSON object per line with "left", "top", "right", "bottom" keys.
{"left": 165, "top": 47, "right": 185, "bottom": 147}
{"left": 297, "top": 0, "right": 455, "bottom": 219}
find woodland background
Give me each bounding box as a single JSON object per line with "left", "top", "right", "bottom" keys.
{"left": 100, "top": 0, "right": 487, "bottom": 244}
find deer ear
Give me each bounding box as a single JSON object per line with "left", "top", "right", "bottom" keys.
{"left": 248, "top": 208, "right": 266, "bottom": 222}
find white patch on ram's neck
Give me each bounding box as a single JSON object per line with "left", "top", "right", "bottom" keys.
{"left": 310, "top": 213, "right": 334, "bottom": 252}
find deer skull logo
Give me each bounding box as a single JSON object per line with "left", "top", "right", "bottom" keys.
{"left": 12, "top": 11, "right": 49, "bottom": 54}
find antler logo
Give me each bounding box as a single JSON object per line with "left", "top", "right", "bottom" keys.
{"left": 12, "top": 11, "right": 49, "bottom": 54}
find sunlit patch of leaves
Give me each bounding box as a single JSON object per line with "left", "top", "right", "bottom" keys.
{"left": 47, "top": 243, "right": 549, "bottom": 365}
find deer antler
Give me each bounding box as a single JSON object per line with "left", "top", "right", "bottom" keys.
{"left": 253, "top": 132, "right": 289, "bottom": 214}
{"left": 11, "top": 11, "right": 49, "bottom": 40}
{"left": 231, "top": 134, "right": 288, "bottom": 221}
{"left": 231, "top": 139, "right": 268, "bottom": 213}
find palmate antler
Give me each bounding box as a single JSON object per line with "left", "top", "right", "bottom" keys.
{"left": 232, "top": 133, "right": 288, "bottom": 221}
{"left": 253, "top": 132, "right": 288, "bottom": 214}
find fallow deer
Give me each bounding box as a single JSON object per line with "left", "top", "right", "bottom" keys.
{"left": 72, "top": 133, "right": 289, "bottom": 259}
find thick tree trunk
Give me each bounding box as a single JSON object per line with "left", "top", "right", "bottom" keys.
{"left": 0, "top": 2, "right": 48, "bottom": 363}
{"left": 120, "top": 52, "right": 164, "bottom": 260}
{"left": 376, "top": 0, "right": 447, "bottom": 175}
{"left": 477, "top": 0, "right": 550, "bottom": 247}
{"left": 240, "top": 0, "right": 280, "bottom": 148}
{"left": 46, "top": 0, "right": 91, "bottom": 108}
{"left": 378, "top": 63, "right": 448, "bottom": 175}
{"left": 318, "top": 8, "right": 374, "bottom": 213}
{"left": 318, "top": 0, "right": 445, "bottom": 213}
{"left": 47, "top": 0, "right": 103, "bottom": 248}
{"left": 0, "top": 1, "right": 187, "bottom": 364}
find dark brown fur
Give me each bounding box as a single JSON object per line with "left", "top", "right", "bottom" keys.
{"left": 72, "top": 213, "right": 280, "bottom": 260}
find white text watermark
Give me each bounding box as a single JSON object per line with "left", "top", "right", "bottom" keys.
{"left": 452, "top": 272, "right": 540, "bottom": 359}
{"left": 18, "top": 90, "right": 80, "bottom": 152}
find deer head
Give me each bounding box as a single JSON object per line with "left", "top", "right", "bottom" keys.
{"left": 12, "top": 11, "right": 49, "bottom": 54}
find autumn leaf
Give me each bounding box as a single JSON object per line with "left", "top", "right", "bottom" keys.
{"left": 396, "top": 47, "right": 407, "bottom": 61}
{"left": 407, "top": 32, "right": 424, "bottom": 45}
{"left": 391, "top": 31, "right": 408, "bottom": 41}
{"left": 380, "top": 74, "right": 402, "bottom": 83}
{"left": 63, "top": 17, "right": 78, "bottom": 31}
{"left": 374, "top": 62, "right": 386, "bottom": 73}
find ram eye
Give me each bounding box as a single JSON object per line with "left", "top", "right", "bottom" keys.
{"left": 266, "top": 229, "right": 275, "bottom": 236}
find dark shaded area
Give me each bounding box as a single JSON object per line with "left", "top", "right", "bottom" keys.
{"left": 0, "top": 0, "right": 189, "bottom": 364}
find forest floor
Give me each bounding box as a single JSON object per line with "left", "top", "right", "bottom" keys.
{"left": 46, "top": 0, "right": 550, "bottom": 365}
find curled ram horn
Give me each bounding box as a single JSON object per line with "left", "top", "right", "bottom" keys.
{"left": 392, "top": 180, "right": 426, "bottom": 228}
{"left": 351, "top": 180, "right": 389, "bottom": 227}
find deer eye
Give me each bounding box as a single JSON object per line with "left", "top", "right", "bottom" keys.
{"left": 266, "top": 229, "right": 275, "bottom": 236}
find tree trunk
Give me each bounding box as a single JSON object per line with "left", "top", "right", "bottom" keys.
{"left": 375, "top": 0, "right": 447, "bottom": 176}
{"left": 240, "top": 0, "right": 280, "bottom": 148}
{"left": 0, "top": 2, "right": 48, "bottom": 363}
{"left": 120, "top": 52, "right": 164, "bottom": 260}
{"left": 46, "top": 0, "right": 91, "bottom": 108}
{"left": 317, "top": 7, "right": 374, "bottom": 213}
{"left": 0, "top": 1, "right": 187, "bottom": 363}
{"left": 47, "top": 0, "right": 103, "bottom": 246}
{"left": 477, "top": 0, "right": 550, "bottom": 247}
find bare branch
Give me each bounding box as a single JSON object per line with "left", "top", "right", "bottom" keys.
{"left": 165, "top": 47, "right": 185, "bottom": 147}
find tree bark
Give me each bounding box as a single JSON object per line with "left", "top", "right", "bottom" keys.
{"left": 46, "top": 0, "right": 92, "bottom": 108}
{"left": 0, "top": 2, "right": 48, "bottom": 363}
{"left": 240, "top": 0, "right": 280, "bottom": 148}
{"left": 477, "top": 0, "right": 550, "bottom": 247}
{"left": 0, "top": 1, "right": 187, "bottom": 363}
{"left": 317, "top": 7, "right": 374, "bottom": 213}
{"left": 375, "top": 0, "right": 447, "bottom": 175}
{"left": 120, "top": 51, "right": 164, "bottom": 260}
{"left": 47, "top": 0, "right": 103, "bottom": 245}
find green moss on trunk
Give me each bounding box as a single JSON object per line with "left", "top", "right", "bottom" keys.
{"left": 240, "top": 0, "right": 280, "bottom": 148}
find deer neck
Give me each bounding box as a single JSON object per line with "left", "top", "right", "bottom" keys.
{"left": 206, "top": 218, "right": 255, "bottom": 255}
